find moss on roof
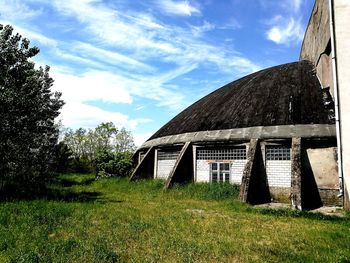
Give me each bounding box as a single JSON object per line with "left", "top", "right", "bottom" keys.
{"left": 149, "top": 60, "right": 334, "bottom": 141}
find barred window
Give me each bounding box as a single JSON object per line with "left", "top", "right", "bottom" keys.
{"left": 158, "top": 151, "right": 180, "bottom": 160}
{"left": 210, "top": 162, "right": 230, "bottom": 183}
{"left": 266, "top": 146, "right": 291, "bottom": 160}
{"left": 197, "top": 147, "right": 246, "bottom": 160}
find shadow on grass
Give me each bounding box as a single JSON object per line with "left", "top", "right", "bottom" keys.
{"left": 0, "top": 187, "right": 102, "bottom": 203}
{"left": 44, "top": 188, "right": 102, "bottom": 202}
{"left": 52, "top": 177, "right": 96, "bottom": 187}
{"left": 0, "top": 175, "right": 102, "bottom": 203}
{"left": 247, "top": 206, "right": 350, "bottom": 223}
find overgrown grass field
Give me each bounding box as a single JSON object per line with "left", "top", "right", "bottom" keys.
{"left": 0, "top": 174, "right": 349, "bottom": 262}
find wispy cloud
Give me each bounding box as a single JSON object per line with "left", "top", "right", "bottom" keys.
{"left": 189, "top": 21, "right": 215, "bottom": 37}
{"left": 0, "top": 22, "right": 57, "bottom": 46}
{"left": 59, "top": 101, "right": 151, "bottom": 131}
{"left": 263, "top": 0, "right": 305, "bottom": 46}
{"left": 266, "top": 17, "right": 303, "bottom": 45}
{"left": 2, "top": 0, "right": 263, "bottom": 142}
{"left": 71, "top": 42, "right": 155, "bottom": 73}
{"left": 155, "top": 0, "right": 201, "bottom": 16}
{"left": 0, "top": 0, "right": 42, "bottom": 21}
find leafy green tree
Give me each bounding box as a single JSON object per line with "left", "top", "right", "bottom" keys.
{"left": 61, "top": 122, "right": 136, "bottom": 175}
{"left": 0, "top": 24, "right": 64, "bottom": 195}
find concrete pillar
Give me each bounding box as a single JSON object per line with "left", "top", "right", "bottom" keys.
{"left": 239, "top": 139, "right": 258, "bottom": 203}
{"left": 164, "top": 142, "right": 193, "bottom": 189}
{"left": 129, "top": 146, "right": 155, "bottom": 181}
{"left": 291, "top": 137, "right": 302, "bottom": 210}
{"left": 165, "top": 142, "right": 193, "bottom": 189}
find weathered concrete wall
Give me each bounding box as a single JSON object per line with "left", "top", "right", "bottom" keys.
{"left": 269, "top": 187, "right": 291, "bottom": 203}
{"left": 141, "top": 124, "right": 335, "bottom": 149}
{"left": 306, "top": 146, "right": 342, "bottom": 207}
{"left": 334, "top": 0, "right": 350, "bottom": 210}
{"left": 319, "top": 189, "right": 343, "bottom": 206}
{"left": 300, "top": 0, "right": 334, "bottom": 96}
{"left": 306, "top": 147, "right": 338, "bottom": 188}
{"left": 300, "top": 0, "right": 330, "bottom": 64}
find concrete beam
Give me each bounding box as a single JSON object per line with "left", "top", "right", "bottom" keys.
{"left": 140, "top": 124, "right": 335, "bottom": 149}
{"left": 291, "top": 137, "right": 302, "bottom": 210}
{"left": 165, "top": 142, "right": 193, "bottom": 189}
{"left": 129, "top": 146, "right": 155, "bottom": 181}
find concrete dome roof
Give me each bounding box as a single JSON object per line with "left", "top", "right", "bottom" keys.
{"left": 149, "top": 60, "right": 333, "bottom": 141}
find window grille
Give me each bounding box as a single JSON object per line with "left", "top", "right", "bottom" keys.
{"left": 210, "top": 162, "right": 230, "bottom": 183}
{"left": 197, "top": 148, "right": 246, "bottom": 160}
{"left": 158, "top": 151, "right": 180, "bottom": 160}
{"left": 266, "top": 146, "right": 291, "bottom": 160}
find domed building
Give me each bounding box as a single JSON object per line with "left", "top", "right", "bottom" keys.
{"left": 131, "top": 61, "right": 340, "bottom": 209}
{"left": 131, "top": 0, "right": 350, "bottom": 210}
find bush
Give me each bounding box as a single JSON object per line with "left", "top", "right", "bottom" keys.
{"left": 96, "top": 151, "right": 133, "bottom": 178}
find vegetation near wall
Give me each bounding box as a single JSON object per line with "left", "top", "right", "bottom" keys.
{"left": 0, "top": 24, "right": 64, "bottom": 197}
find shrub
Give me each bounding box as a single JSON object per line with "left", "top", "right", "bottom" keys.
{"left": 96, "top": 151, "right": 133, "bottom": 178}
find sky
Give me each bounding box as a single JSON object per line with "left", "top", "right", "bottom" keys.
{"left": 0, "top": 0, "right": 314, "bottom": 146}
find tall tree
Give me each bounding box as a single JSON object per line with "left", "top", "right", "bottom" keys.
{"left": 0, "top": 25, "right": 64, "bottom": 195}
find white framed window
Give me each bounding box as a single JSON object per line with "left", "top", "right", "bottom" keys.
{"left": 210, "top": 162, "right": 230, "bottom": 183}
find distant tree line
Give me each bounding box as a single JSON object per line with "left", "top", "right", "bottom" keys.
{"left": 56, "top": 122, "right": 136, "bottom": 176}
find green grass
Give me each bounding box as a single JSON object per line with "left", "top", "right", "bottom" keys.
{"left": 0, "top": 174, "right": 350, "bottom": 262}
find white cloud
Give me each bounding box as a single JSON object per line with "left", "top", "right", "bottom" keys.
{"left": 156, "top": 0, "right": 201, "bottom": 16}
{"left": 52, "top": 69, "right": 154, "bottom": 133}
{"left": 52, "top": 71, "right": 132, "bottom": 105}
{"left": 0, "top": 0, "right": 42, "bottom": 21}
{"left": 59, "top": 101, "right": 150, "bottom": 131}
{"left": 266, "top": 18, "right": 303, "bottom": 45}
{"left": 264, "top": 0, "right": 304, "bottom": 46}
{"left": 134, "top": 132, "right": 154, "bottom": 147}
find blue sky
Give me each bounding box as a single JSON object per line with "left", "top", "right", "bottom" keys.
{"left": 0, "top": 0, "right": 314, "bottom": 145}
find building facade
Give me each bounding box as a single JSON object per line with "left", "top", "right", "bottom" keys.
{"left": 300, "top": 0, "right": 350, "bottom": 209}
{"left": 131, "top": 0, "right": 349, "bottom": 210}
